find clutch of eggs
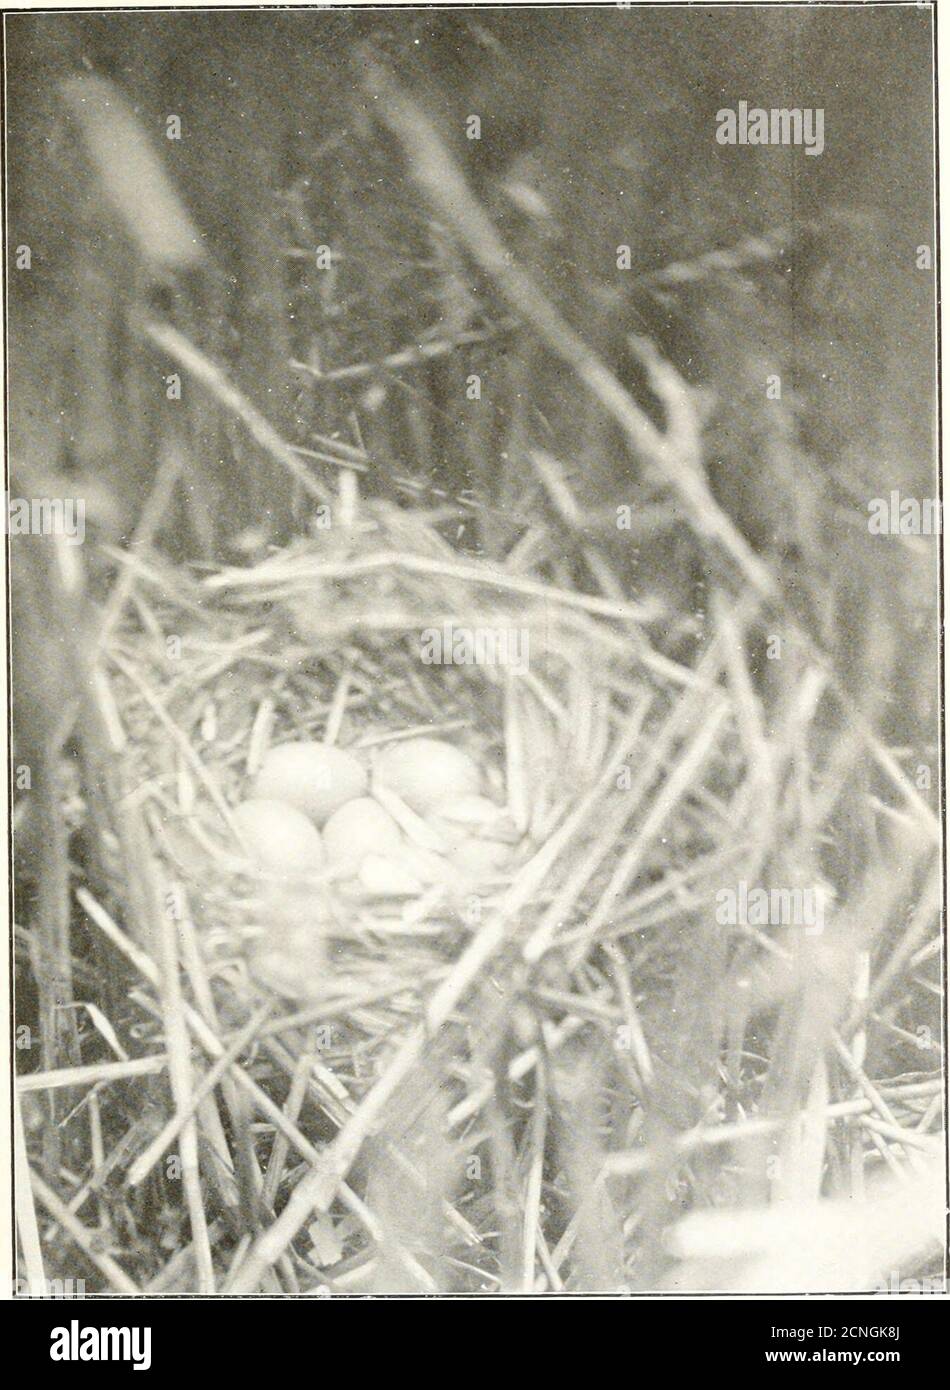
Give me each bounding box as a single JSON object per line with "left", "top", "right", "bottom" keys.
{"left": 232, "top": 737, "right": 519, "bottom": 994}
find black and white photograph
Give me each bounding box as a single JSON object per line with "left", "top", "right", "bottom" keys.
{"left": 3, "top": 2, "right": 945, "bottom": 1306}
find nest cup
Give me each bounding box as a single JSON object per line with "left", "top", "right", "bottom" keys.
{"left": 106, "top": 494, "right": 717, "bottom": 1129}
{"left": 72, "top": 474, "right": 943, "bottom": 1293}
{"left": 113, "top": 494, "right": 706, "bottom": 1028}
{"left": 93, "top": 486, "right": 940, "bottom": 1289}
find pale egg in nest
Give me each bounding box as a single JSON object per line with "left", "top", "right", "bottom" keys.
{"left": 322, "top": 796, "right": 403, "bottom": 873}
{"left": 376, "top": 737, "right": 481, "bottom": 815}
{"left": 232, "top": 798, "right": 325, "bottom": 877}
{"left": 251, "top": 741, "right": 367, "bottom": 826}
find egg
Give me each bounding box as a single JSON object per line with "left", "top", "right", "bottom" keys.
{"left": 322, "top": 797, "right": 403, "bottom": 874}
{"left": 251, "top": 741, "right": 367, "bottom": 826}
{"left": 376, "top": 738, "right": 481, "bottom": 815}
{"left": 232, "top": 798, "right": 325, "bottom": 878}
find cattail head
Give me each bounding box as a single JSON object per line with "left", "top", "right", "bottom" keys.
{"left": 59, "top": 73, "right": 205, "bottom": 274}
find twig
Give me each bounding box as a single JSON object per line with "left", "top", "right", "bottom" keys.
{"left": 204, "top": 549, "right": 663, "bottom": 625}
{"left": 858, "top": 1115, "right": 941, "bottom": 1153}
{"left": 522, "top": 1062, "right": 547, "bottom": 1292}
{"left": 290, "top": 320, "right": 515, "bottom": 381}
{"left": 107, "top": 648, "right": 239, "bottom": 838}
{"left": 832, "top": 1034, "right": 928, "bottom": 1177}
{"left": 261, "top": 1050, "right": 314, "bottom": 1211}
{"left": 95, "top": 436, "right": 189, "bottom": 654}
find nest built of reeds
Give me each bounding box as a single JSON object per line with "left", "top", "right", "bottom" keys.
{"left": 13, "top": 469, "right": 941, "bottom": 1295}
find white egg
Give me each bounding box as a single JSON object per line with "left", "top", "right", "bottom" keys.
{"left": 322, "top": 797, "right": 403, "bottom": 873}
{"left": 232, "top": 798, "right": 325, "bottom": 877}
{"left": 251, "top": 741, "right": 367, "bottom": 826}
{"left": 376, "top": 738, "right": 481, "bottom": 815}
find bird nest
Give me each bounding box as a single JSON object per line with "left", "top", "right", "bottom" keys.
{"left": 72, "top": 487, "right": 941, "bottom": 1295}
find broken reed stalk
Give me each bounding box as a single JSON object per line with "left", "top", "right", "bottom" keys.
{"left": 17, "top": 1055, "right": 169, "bottom": 1092}
{"left": 205, "top": 547, "right": 662, "bottom": 625}
{"left": 156, "top": 899, "right": 215, "bottom": 1292}
{"left": 127, "top": 1003, "right": 272, "bottom": 1188}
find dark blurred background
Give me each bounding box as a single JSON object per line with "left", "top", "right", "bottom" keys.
{"left": 4, "top": 6, "right": 938, "bottom": 723}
